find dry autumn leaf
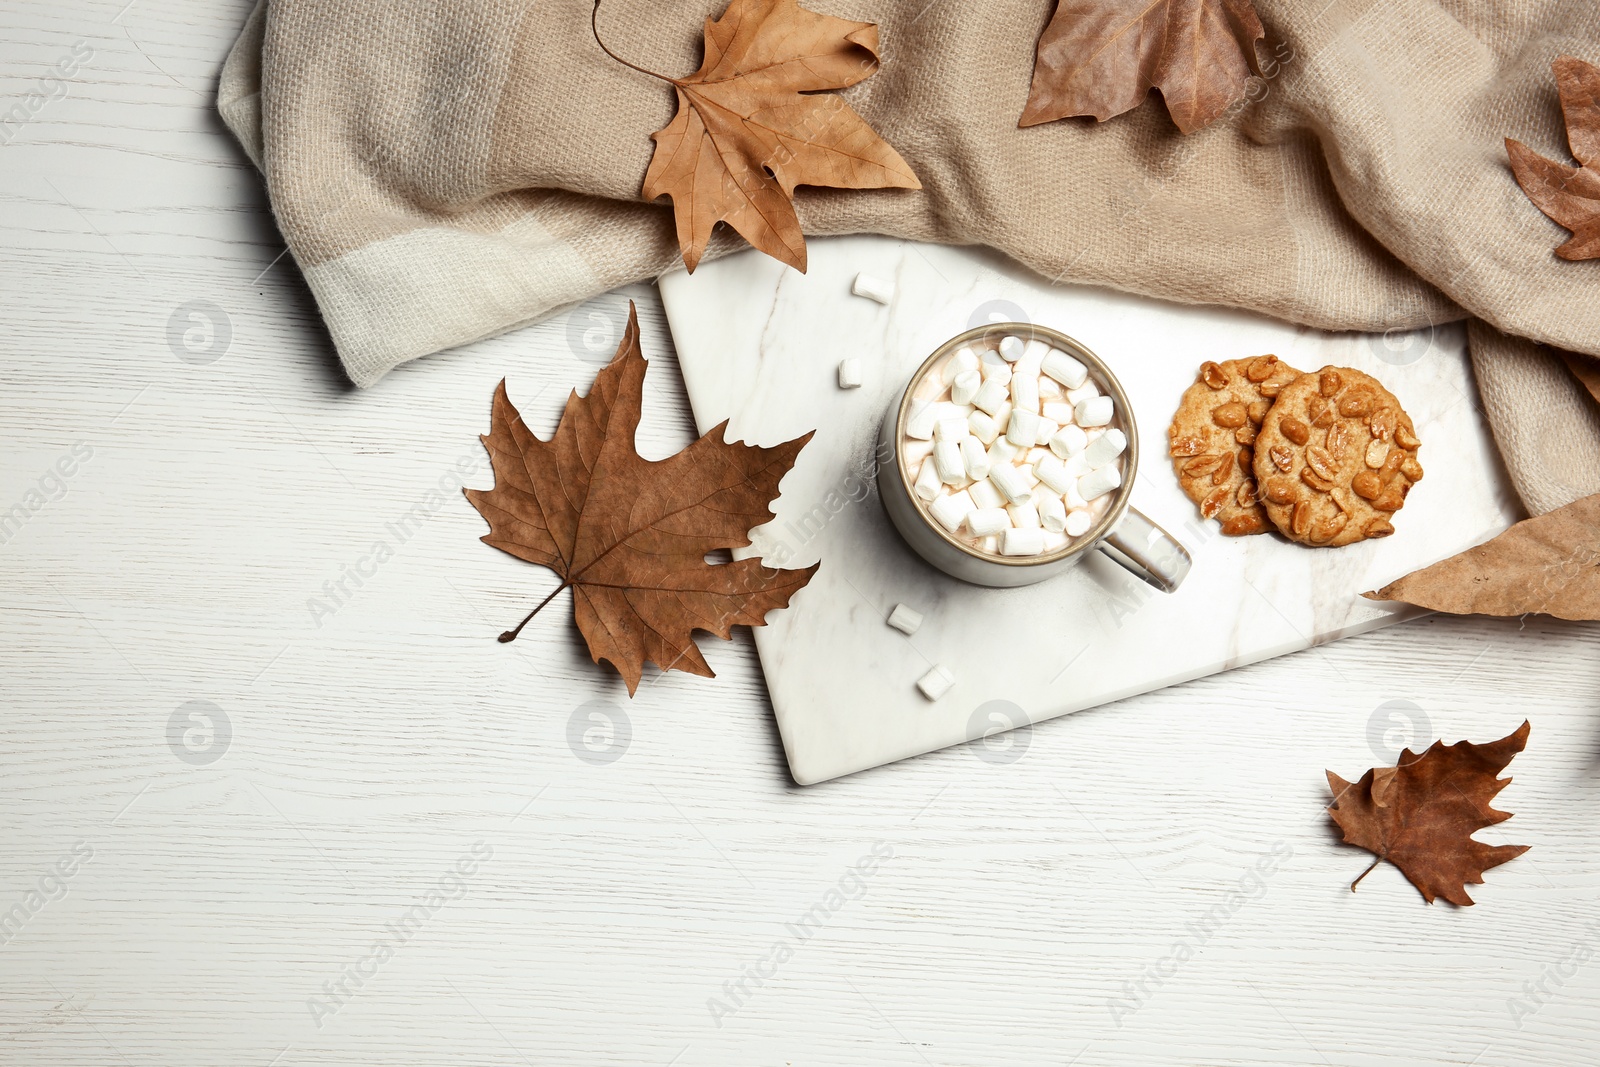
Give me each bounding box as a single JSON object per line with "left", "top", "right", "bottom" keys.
{"left": 1327, "top": 722, "right": 1530, "bottom": 906}
{"left": 464, "top": 303, "right": 818, "bottom": 694}
{"left": 1363, "top": 493, "right": 1600, "bottom": 621}
{"left": 1019, "top": 0, "right": 1265, "bottom": 135}
{"left": 1560, "top": 349, "right": 1600, "bottom": 407}
{"left": 593, "top": 0, "right": 920, "bottom": 272}
{"left": 1506, "top": 55, "right": 1600, "bottom": 261}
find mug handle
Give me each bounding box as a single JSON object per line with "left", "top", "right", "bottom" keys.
{"left": 1098, "top": 506, "right": 1192, "bottom": 593}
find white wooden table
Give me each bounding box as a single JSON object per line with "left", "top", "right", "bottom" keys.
{"left": 2, "top": 4, "right": 1597, "bottom": 1064}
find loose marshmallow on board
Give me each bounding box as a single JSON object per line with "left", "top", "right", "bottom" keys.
{"left": 837, "top": 359, "right": 862, "bottom": 389}
{"left": 886, "top": 603, "right": 923, "bottom": 635}
{"left": 852, "top": 273, "right": 894, "bottom": 304}
{"left": 917, "top": 665, "right": 955, "bottom": 701}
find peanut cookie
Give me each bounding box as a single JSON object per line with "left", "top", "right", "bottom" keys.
{"left": 1252, "top": 366, "right": 1423, "bottom": 547}
{"left": 1168, "top": 355, "right": 1303, "bottom": 536}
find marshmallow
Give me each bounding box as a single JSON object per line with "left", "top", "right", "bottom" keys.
{"left": 968, "top": 478, "right": 1004, "bottom": 510}
{"left": 951, "top": 369, "right": 981, "bottom": 406}
{"left": 979, "top": 355, "right": 1012, "bottom": 382}
{"left": 968, "top": 410, "right": 1000, "bottom": 444}
{"left": 959, "top": 437, "right": 990, "bottom": 480}
{"left": 1038, "top": 375, "right": 1063, "bottom": 399}
{"left": 1001, "top": 527, "right": 1045, "bottom": 556}
{"left": 1066, "top": 380, "right": 1101, "bottom": 405}
{"left": 1042, "top": 530, "right": 1069, "bottom": 551}
{"left": 1083, "top": 427, "right": 1127, "bottom": 468}
{"left": 933, "top": 416, "right": 968, "bottom": 442}
{"left": 1007, "top": 500, "right": 1041, "bottom": 529}
{"left": 903, "top": 438, "right": 935, "bottom": 465}
{"left": 1049, "top": 424, "right": 1088, "bottom": 458}
{"left": 1075, "top": 395, "right": 1114, "bottom": 428}
{"left": 1034, "top": 454, "right": 1074, "bottom": 495}
{"left": 905, "top": 400, "right": 939, "bottom": 440}
{"left": 1025, "top": 446, "right": 1051, "bottom": 465}
{"left": 887, "top": 603, "right": 922, "bottom": 635}
{"left": 852, "top": 272, "right": 894, "bottom": 304}
{"left": 977, "top": 535, "right": 1000, "bottom": 554}
{"left": 913, "top": 456, "right": 941, "bottom": 501}
{"left": 934, "top": 439, "right": 965, "bottom": 484}
{"left": 1043, "top": 402, "right": 1076, "bottom": 426}
{"left": 1010, "top": 372, "right": 1040, "bottom": 414}
{"left": 1065, "top": 509, "right": 1093, "bottom": 537}
{"left": 991, "top": 400, "right": 1013, "bottom": 433}
{"left": 929, "top": 489, "right": 976, "bottom": 532}
{"left": 837, "top": 359, "right": 862, "bottom": 389}
{"left": 987, "top": 436, "right": 1021, "bottom": 467}
{"left": 1006, "top": 409, "right": 1041, "bottom": 447}
{"left": 1064, "top": 480, "right": 1089, "bottom": 511}
{"left": 972, "top": 377, "right": 1009, "bottom": 416}
{"left": 944, "top": 347, "right": 980, "bottom": 382}
{"left": 917, "top": 665, "right": 955, "bottom": 701}
{"left": 966, "top": 507, "right": 1010, "bottom": 537}
{"left": 999, "top": 335, "right": 1026, "bottom": 362}
{"left": 1078, "top": 464, "right": 1122, "bottom": 501}
{"left": 1020, "top": 339, "right": 1050, "bottom": 376}
{"left": 1035, "top": 417, "right": 1059, "bottom": 447}
{"left": 1015, "top": 463, "right": 1039, "bottom": 489}
{"left": 1042, "top": 349, "right": 1089, "bottom": 389}
{"left": 1037, "top": 494, "right": 1067, "bottom": 533}
{"left": 989, "top": 463, "right": 1033, "bottom": 505}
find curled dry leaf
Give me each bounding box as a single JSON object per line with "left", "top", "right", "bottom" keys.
{"left": 595, "top": 0, "right": 920, "bottom": 273}
{"left": 1506, "top": 55, "right": 1600, "bottom": 261}
{"left": 1363, "top": 493, "right": 1600, "bottom": 621}
{"left": 464, "top": 303, "right": 818, "bottom": 694}
{"left": 1019, "top": 0, "right": 1265, "bottom": 135}
{"left": 1327, "top": 722, "right": 1530, "bottom": 906}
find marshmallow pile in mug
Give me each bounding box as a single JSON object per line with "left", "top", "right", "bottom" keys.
{"left": 902, "top": 335, "right": 1127, "bottom": 558}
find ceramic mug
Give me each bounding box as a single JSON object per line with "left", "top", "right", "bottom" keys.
{"left": 876, "top": 323, "right": 1192, "bottom": 591}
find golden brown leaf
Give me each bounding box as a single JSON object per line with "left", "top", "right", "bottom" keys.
{"left": 598, "top": 0, "right": 920, "bottom": 273}
{"left": 1018, "top": 0, "right": 1265, "bottom": 135}
{"left": 1327, "top": 722, "right": 1530, "bottom": 906}
{"left": 464, "top": 302, "right": 818, "bottom": 694}
{"left": 1363, "top": 493, "right": 1600, "bottom": 621}
{"left": 1506, "top": 55, "right": 1600, "bottom": 261}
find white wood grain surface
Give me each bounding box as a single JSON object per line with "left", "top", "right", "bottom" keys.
{"left": 2, "top": 3, "right": 1598, "bottom": 1064}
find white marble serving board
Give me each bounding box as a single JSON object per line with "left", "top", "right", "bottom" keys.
{"left": 658, "top": 237, "right": 1522, "bottom": 785}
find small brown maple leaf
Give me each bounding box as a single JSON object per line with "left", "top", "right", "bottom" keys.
{"left": 1018, "top": 0, "right": 1265, "bottom": 135}
{"left": 593, "top": 0, "right": 921, "bottom": 272}
{"left": 1327, "top": 721, "right": 1531, "bottom": 906}
{"left": 1506, "top": 55, "right": 1600, "bottom": 261}
{"left": 464, "top": 302, "right": 818, "bottom": 694}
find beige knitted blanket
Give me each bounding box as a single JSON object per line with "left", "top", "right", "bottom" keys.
{"left": 218, "top": 0, "right": 1600, "bottom": 515}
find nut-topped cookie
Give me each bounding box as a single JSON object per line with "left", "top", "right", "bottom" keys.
{"left": 1167, "top": 355, "right": 1303, "bottom": 536}
{"left": 1252, "top": 366, "right": 1423, "bottom": 546}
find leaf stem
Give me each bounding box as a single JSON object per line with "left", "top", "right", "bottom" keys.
{"left": 591, "top": 0, "right": 673, "bottom": 83}
{"left": 499, "top": 582, "right": 571, "bottom": 643}
{"left": 1349, "top": 855, "right": 1383, "bottom": 892}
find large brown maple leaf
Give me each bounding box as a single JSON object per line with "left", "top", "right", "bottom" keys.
{"left": 594, "top": 0, "right": 921, "bottom": 272}
{"left": 464, "top": 303, "right": 818, "bottom": 694}
{"left": 1506, "top": 55, "right": 1600, "bottom": 261}
{"left": 1327, "top": 722, "right": 1530, "bottom": 906}
{"left": 1018, "top": 0, "right": 1265, "bottom": 135}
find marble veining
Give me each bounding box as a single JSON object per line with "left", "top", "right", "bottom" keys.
{"left": 659, "top": 237, "right": 1522, "bottom": 785}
